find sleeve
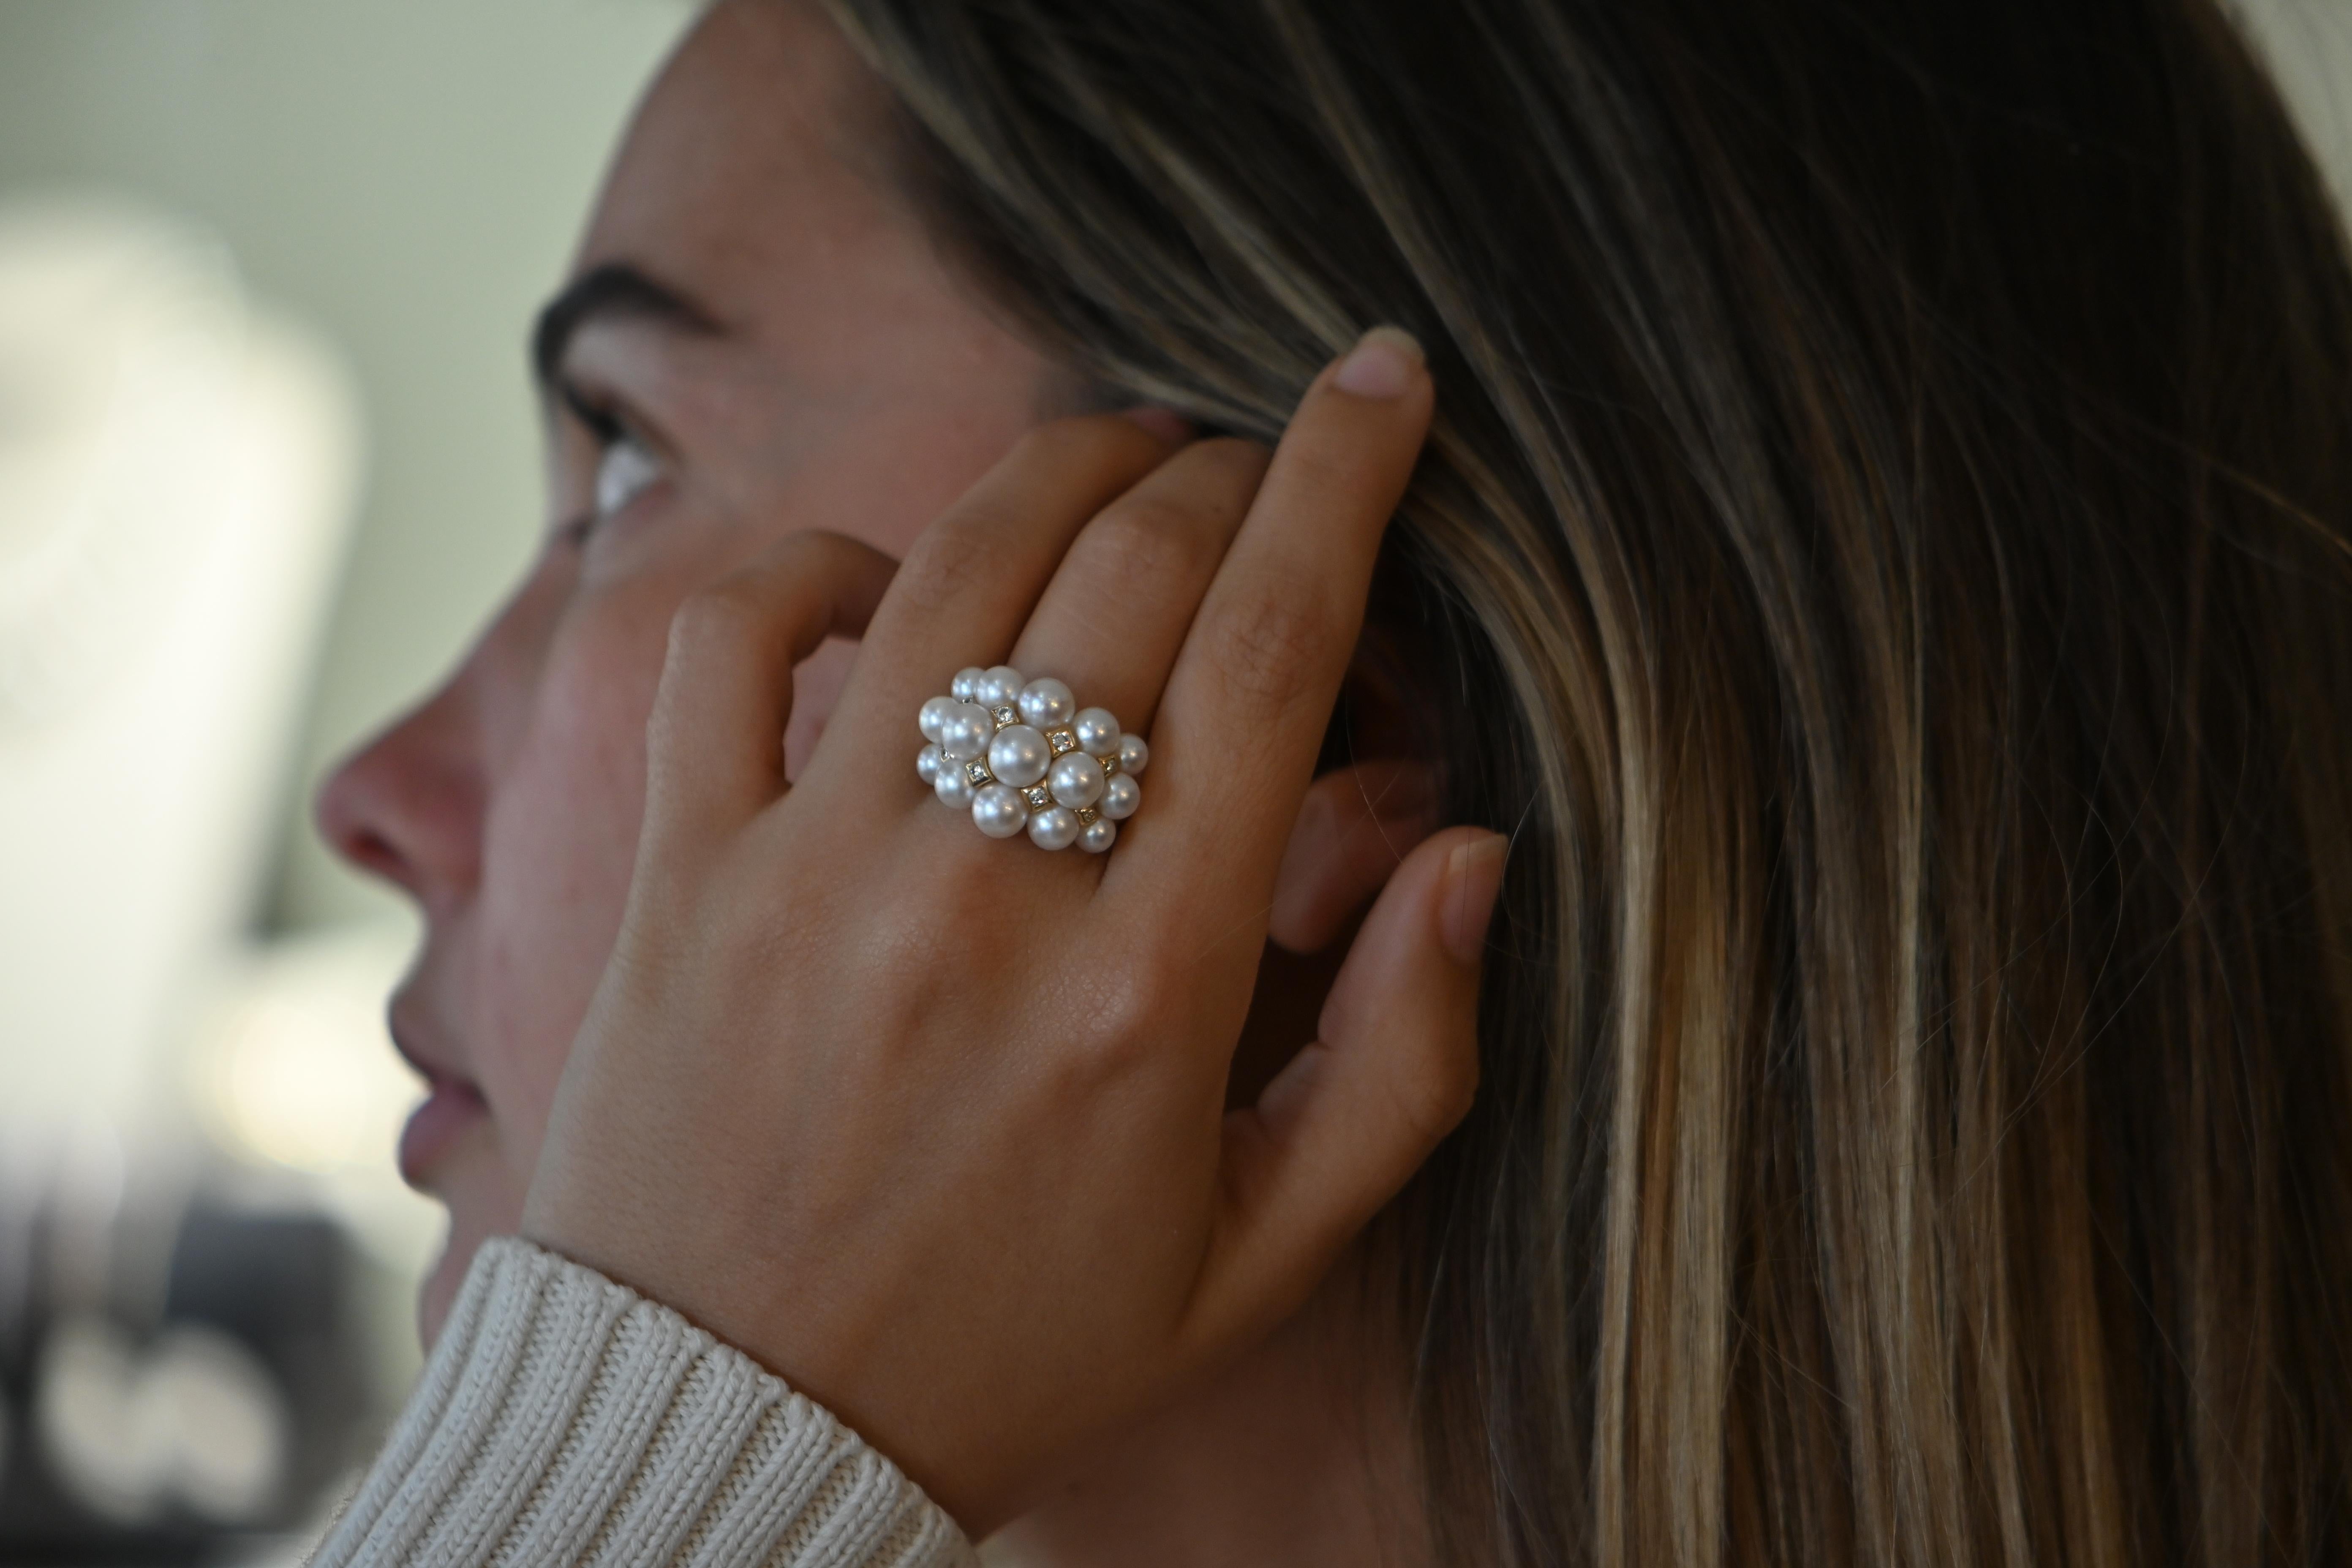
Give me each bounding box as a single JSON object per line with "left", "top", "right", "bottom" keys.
{"left": 309, "top": 1236, "right": 977, "bottom": 1568}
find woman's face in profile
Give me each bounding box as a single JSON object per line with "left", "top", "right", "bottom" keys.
{"left": 314, "top": 0, "right": 1059, "bottom": 1338}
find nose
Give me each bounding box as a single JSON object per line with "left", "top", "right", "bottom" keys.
{"left": 315, "top": 673, "right": 485, "bottom": 915}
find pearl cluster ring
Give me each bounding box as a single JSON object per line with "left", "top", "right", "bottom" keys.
{"left": 915, "top": 665, "right": 1148, "bottom": 852}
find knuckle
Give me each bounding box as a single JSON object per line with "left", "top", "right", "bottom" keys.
{"left": 1061, "top": 1030, "right": 1154, "bottom": 1092}
{"left": 895, "top": 518, "right": 999, "bottom": 615}
{"left": 668, "top": 578, "right": 767, "bottom": 666}
{"left": 1011, "top": 416, "right": 1149, "bottom": 481}
{"left": 1085, "top": 499, "right": 1217, "bottom": 583}
{"left": 1151, "top": 438, "right": 1269, "bottom": 523}
{"left": 758, "top": 527, "right": 847, "bottom": 575}
{"left": 1274, "top": 438, "right": 1354, "bottom": 498}
{"left": 1091, "top": 966, "right": 1168, "bottom": 1048}
{"left": 1015, "top": 418, "right": 1112, "bottom": 466}
{"left": 1190, "top": 435, "right": 1275, "bottom": 487}
{"left": 1211, "top": 579, "right": 1338, "bottom": 712}
{"left": 1054, "top": 963, "right": 1172, "bottom": 1078}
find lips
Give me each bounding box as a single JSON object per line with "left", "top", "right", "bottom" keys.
{"left": 388, "top": 994, "right": 488, "bottom": 1190}
{"left": 397, "top": 1075, "right": 489, "bottom": 1189}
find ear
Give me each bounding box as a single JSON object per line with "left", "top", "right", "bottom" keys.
{"left": 1268, "top": 757, "right": 1440, "bottom": 953}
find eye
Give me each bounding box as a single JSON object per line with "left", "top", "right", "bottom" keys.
{"left": 593, "top": 429, "right": 662, "bottom": 521}
{"left": 560, "top": 382, "right": 667, "bottom": 530}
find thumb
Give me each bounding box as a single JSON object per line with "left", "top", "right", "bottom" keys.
{"left": 1189, "top": 826, "right": 1505, "bottom": 1349}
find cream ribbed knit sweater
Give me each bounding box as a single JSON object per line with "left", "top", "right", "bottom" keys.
{"left": 312, "top": 1237, "right": 976, "bottom": 1568}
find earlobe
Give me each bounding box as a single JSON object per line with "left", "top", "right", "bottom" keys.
{"left": 1267, "top": 759, "right": 1440, "bottom": 953}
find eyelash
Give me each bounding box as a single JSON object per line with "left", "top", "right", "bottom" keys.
{"left": 563, "top": 384, "right": 630, "bottom": 448}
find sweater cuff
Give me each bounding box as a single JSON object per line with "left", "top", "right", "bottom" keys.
{"left": 313, "top": 1237, "right": 976, "bottom": 1568}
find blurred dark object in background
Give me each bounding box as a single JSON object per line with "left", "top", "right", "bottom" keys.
{"left": 0, "top": 1140, "right": 389, "bottom": 1563}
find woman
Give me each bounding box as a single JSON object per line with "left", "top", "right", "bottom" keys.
{"left": 312, "top": 0, "right": 2352, "bottom": 1563}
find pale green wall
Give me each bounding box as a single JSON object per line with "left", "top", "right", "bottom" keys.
{"left": 0, "top": 0, "right": 689, "bottom": 931}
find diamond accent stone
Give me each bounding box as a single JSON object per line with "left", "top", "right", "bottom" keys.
{"left": 1075, "top": 805, "right": 1100, "bottom": 826}
{"left": 991, "top": 704, "right": 1019, "bottom": 727}
{"left": 965, "top": 760, "right": 994, "bottom": 786}
{"left": 1046, "top": 727, "right": 1078, "bottom": 755}
{"left": 1024, "top": 784, "right": 1051, "bottom": 810}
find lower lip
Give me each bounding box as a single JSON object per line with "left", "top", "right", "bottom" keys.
{"left": 398, "top": 1081, "right": 489, "bottom": 1188}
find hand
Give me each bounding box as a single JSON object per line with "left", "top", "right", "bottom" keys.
{"left": 521, "top": 327, "right": 1503, "bottom": 1532}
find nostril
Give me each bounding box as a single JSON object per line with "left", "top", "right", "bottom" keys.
{"left": 312, "top": 644, "right": 493, "bottom": 907}
{"left": 336, "top": 823, "right": 409, "bottom": 884}
{"left": 312, "top": 716, "right": 474, "bottom": 901}
{"left": 314, "top": 753, "right": 389, "bottom": 864}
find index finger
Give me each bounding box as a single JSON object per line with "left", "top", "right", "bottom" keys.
{"left": 1115, "top": 327, "right": 1432, "bottom": 905}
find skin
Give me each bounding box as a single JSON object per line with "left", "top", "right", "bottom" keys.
{"left": 317, "top": 3, "right": 1482, "bottom": 1560}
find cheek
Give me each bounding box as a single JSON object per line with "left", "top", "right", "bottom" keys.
{"left": 468, "top": 587, "right": 674, "bottom": 1175}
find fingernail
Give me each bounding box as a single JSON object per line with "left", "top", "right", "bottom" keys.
{"left": 1117, "top": 405, "right": 1192, "bottom": 444}
{"left": 1439, "top": 831, "right": 1508, "bottom": 965}
{"left": 1333, "top": 326, "right": 1424, "bottom": 399}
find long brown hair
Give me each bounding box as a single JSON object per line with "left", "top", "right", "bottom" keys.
{"left": 822, "top": 0, "right": 2352, "bottom": 1560}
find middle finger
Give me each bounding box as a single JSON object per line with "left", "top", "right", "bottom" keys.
{"left": 1005, "top": 437, "right": 1271, "bottom": 735}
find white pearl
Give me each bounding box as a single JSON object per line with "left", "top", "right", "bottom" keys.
{"left": 1072, "top": 706, "right": 1121, "bottom": 754}
{"left": 977, "top": 664, "right": 1026, "bottom": 709}
{"left": 1049, "top": 751, "right": 1105, "bottom": 809}
{"left": 971, "top": 783, "right": 1029, "bottom": 838}
{"left": 1018, "top": 677, "right": 1076, "bottom": 729}
{"left": 935, "top": 767, "right": 978, "bottom": 808}
{"left": 918, "top": 695, "right": 957, "bottom": 743}
{"left": 916, "top": 743, "right": 945, "bottom": 784}
{"left": 1028, "top": 805, "right": 1080, "bottom": 850}
{"left": 1100, "top": 772, "right": 1141, "bottom": 820}
{"left": 939, "top": 702, "right": 995, "bottom": 761}
{"left": 1078, "top": 816, "right": 1118, "bottom": 854}
{"left": 988, "top": 724, "right": 1051, "bottom": 787}
{"left": 950, "top": 666, "right": 985, "bottom": 702}
{"left": 1117, "top": 732, "right": 1149, "bottom": 776}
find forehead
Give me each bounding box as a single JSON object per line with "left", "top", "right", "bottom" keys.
{"left": 574, "top": 0, "right": 917, "bottom": 344}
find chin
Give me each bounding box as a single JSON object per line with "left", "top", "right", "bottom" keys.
{"left": 414, "top": 1193, "right": 514, "bottom": 1351}
{"left": 416, "top": 1242, "right": 468, "bottom": 1350}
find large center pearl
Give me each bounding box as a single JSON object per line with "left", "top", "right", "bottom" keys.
{"left": 1048, "top": 751, "right": 1105, "bottom": 809}
{"left": 987, "top": 724, "right": 1052, "bottom": 787}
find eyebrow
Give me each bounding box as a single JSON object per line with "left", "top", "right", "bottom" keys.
{"left": 530, "top": 261, "right": 721, "bottom": 394}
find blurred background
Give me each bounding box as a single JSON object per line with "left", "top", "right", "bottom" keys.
{"left": 0, "top": 2, "right": 686, "bottom": 1559}
{"left": 0, "top": 0, "right": 2344, "bottom": 1561}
